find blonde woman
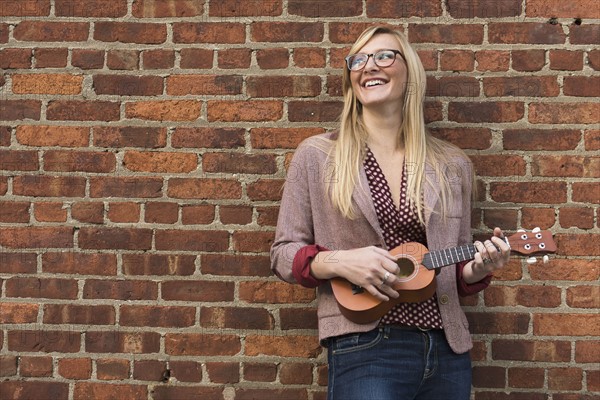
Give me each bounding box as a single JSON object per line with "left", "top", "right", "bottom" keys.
{"left": 271, "top": 26, "right": 510, "bottom": 399}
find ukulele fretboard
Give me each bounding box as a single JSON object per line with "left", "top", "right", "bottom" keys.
{"left": 421, "top": 244, "right": 478, "bottom": 270}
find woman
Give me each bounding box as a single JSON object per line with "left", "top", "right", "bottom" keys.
{"left": 270, "top": 26, "right": 510, "bottom": 400}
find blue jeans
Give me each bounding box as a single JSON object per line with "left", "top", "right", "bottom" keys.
{"left": 326, "top": 325, "right": 472, "bottom": 400}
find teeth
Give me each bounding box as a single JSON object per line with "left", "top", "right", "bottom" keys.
{"left": 365, "top": 80, "right": 385, "bottom": 87}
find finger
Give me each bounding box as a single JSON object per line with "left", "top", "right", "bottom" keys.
{"left": 493, "top": 227, "right": 504, "bottom": 238}
{"left": 365, "top": 285, "right": 390, "bottom": 302}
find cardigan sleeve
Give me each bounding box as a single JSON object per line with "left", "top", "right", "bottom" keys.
{"left": 455, "top": 260, "right": 493, "bottom": 296}
{"left": 292, "top": 244, "right": 330, "bottom": 288}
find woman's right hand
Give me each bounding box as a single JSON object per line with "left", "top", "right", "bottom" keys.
{"left": 310, "top": 246, "right": 401, "bottom": 302}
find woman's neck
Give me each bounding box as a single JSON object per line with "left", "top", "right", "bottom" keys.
{"left": 362, "top": 106, "right": 404, "bottom": 153}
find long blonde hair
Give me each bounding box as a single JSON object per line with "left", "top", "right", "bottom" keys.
{"left": 325, "top": 26, "right": 465, "bottom": 223}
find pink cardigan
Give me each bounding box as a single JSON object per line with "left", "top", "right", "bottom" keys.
{"left": 271, "top": 133, "right": 478, "bottom": 354}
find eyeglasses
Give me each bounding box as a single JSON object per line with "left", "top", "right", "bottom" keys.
{"left": 345, "top": 49, "right": 405, "bottom": 71}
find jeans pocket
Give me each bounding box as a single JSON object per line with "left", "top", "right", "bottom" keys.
{"left": 331, "top": 328, "right": 383, "bottom": 356}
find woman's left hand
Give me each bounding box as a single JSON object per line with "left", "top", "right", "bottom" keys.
{"left": 472, "top": 227, "right": 511, "bottom": 274}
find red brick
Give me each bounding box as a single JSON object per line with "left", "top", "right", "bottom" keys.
{"left": 155, "top": 229, "right": 229, "bottom": 251}
{"left": 484, "top": 285, "right": 561, "bottom": 307}
{"left": 0, "top": 355, "right": 17, "bottom": 377}
{"left": 85, "top": 331, "right": 160, "bottom": 354}
{"left": 218, "top": 48, "right": 251, "bottom": 69}
{"left": 247, "top": 179, "right": 285, "bottom": 201}
{"left": 204, "top": 362, "right": 239, "bottom": 383}
{"left": 209, "top": 0, "right": 281, "bottom": 16}
{"left": 208, "top": 100, "right": 283, "bottom": 122}
{"left": 142, "top": 49, "right": 175, "bottom": 69}
{"left": 203, "top": 153, "right": 276, "bottom": 174}
{"left": 0, "top": 201, "right": 30, "bottom": 223}
{"left": 1, "top": 382, "right": 68, "bottom": 399}
{"left": 449, "top": 101, "right": 524, "bottom": 123}
{"left": 239, "top": 281, "right": 315, "bottom": 304}
{"left": 172, "top": 127, "right": 245, "bottom": 148}
{"left": 93, "top": 75, "right": 163, "bottom": 96}
{"left": 180, "top": 48, "right": 214, "bottom": 69}
{"left": 489, "top": 22, "right": 565, "bottom": 44}
{"left": 417, "top": 49, "right": 437, "bottom": 71}
{"left": 90, "top": 176, "right": 163, "bottom": 198}
{"left": 530, "top": 259, "right": 599, "bottom": 281}
{"left": 550, "top": 49, "right": 584, "bottom": 71}
{"left": 169, "top": 361, "right": 202, "bottom": 382}
{"left": 106, "top": 49, "right": 139, "bottom": 70}
{"left": 181, "top": 204, "right": 216, "bottom": 225}
{"left": 94, "top": 22, "right": 166, "bottom": 44}
{"left": 0, "top": 303, "right": 38, "bottom": 324}
{"left": 426, "top": 76, "right": 479, "bottom": 97}
{"left": 0, "top": 126, "right": 9, "bottom": 146}
{"left": 43, "top": 304, "right": 115, "bottom": 325}
{"left": 0, "top": 150, "right": 38, "bottom": 171}
{"left": 476, "top": 50, "right": 510, "bottom": 71}
{"left": 245, "top": 335, "right": 320, "bottom": 357}
{"left": 0, "top": 100, "right": 41, "bottom": 121}
{"left": 288, "top": 100, "right": 343, "bottom": 122}
{"left": 165, "top": 333, "right": 241, "bottom": 356}
{"left": 174, "top": 22, "right": 245, "bottom": 43}
{"left": 281, "top": 308, "right": 319, "bottom": 330}
{"left": 588, "top": 50, "right": 600, "bottom": 70}
{"left": 44, "top": 150, "right": 115, "bottom": 173}
{"left": 0, "top": 48, "right": 32, "bottom": 69}
{"left": 152, "top": 387, "right": 224, "bottom": 400}
{"left": 83, "top": 279, "right": 157, "bottom": 300}
{"left": 133, "top": 0, "right": 205, "bottom": 17}
{"left": 549, "top": 368, "right": 583, "bottom": 391}
{"left": 472, "top": 366, "right": 505, "bottom": 388}
{"left": 567, "top": 285, "right": 600, "bottom": 308}
{"left": 43, "top": 252, "right": 116, "bottom": 275}
{"left": 58, "top": 358, "right": 92, "bottom": 380}
{"left": 144, "top": 202, "right": 178, "bottom": 223}
{"left": 124, "top": 150, "right": 197, "bottom": 173}
{"left": 440, "top": 50, "right": 475, "bottom": 71}
{"left": 236, "top": 388, "right": 310, "bottom": 400}
{"left": 571, "top": 24, "right": 600, "bottom": 45}
{"left": 491, "top": 181, "right": 566, "bottom": 204}
{"left": 200, "top": 307, "right": 273, "bottom": 330}
{"left": 14, "top": 73, "right": 82, "bottom": 95}
{"left": 529, "top": 102, "right": 600, "bottom": 124}
{"left": 508, "top": 367, "right": 545, "bottom": 388}
{"left": 220, "top": 205, "right": 253, "bottom": 225}
{"left": 6, "top": 277, "right": 78, "bottom": 299}
{"left": 167, "top": 74, "right": 242, "bottom": 95}
{"left": 72, "top": 49, "right": 104, "bottom": 69}
{"left": 233, "top": 231, "right": 274, "bottom": 253}
{"left": 535, "top": 313, "right": 599, "bottom": 336}
{"left": 575, "top": 341, "right": 600, "bottom": 363}
{"left": 19, "top": 356, "right": 53, "bottom": 377}
{"left": 503, "top": 129, "right": 580, "bottom": 151}
{"left": 34, "top": 202, "right": 67, "bottom": 222}
{"left": 133, "top": 359, "right": 168, "bottom": 381}
{"left": 466, "top": 312, "right": 529, "bottom": 334}
{"left": 0, "top": 0, "right": 50, "bottom": 16}
{"left": 17, "top": 125, "right": 89, "bottom": 147}
{"left": 78, "top": 227, "right": 152, "bottom": 250}
{"left": 34, "top": 48, "right": 68, "bottom": 68}
{"left": 73, "top": 383, "right": 147, "bottom": 400}
{"left": 126, "top": 100, "right": 201, "bottom": 121}
{"left": 252, "top": 22, "right": 324, "bottom": 42}
{"left": 96, "top": 358, "right": 130, "bottom": 380}
{"left": 564, "top": 76, "right": 600, "bottom": 97}
{"left": 572, "top": 182, "right": 599, "bottom": 203}
{"left": 257, "top": 48, "right": 289, "bottom": 69}
{"left": 56, "top": 0, "right": 127, "bottom": 17}
{"left": 122, "top": 254, "right": 196, "bottom": 276}
{"left": 483, "top": 76, "right": 559, "bottom": 97}
{"left": 532, "top": 155, "right": 599, "bottom": 178}
{"left": 369, "top": 0, "right": 441, "bottom": 17}
{"left": 559, "top": 207, "right": 594, "bottom": 229}
{"left": 120, "top": 305, "right": 195, "bottom": 327}
{"left": 94, "top": 126, "right": 166, "bottom": 148}
{"left": 9, "top": 330, "right": 80, "bottom": 352}
{"left": 162, "top": 280, "right": 234, "bottom": 302}
{"left": 280, "top": 362, "right": 313, "bottom": 384}
{"left": 47, "top": 100, "right": 120, "bottom": 122}
{"left": 429, "top": 127, "right": 491, "bottom": 150}
{"left": 447, "top": 0, "right": 521, "bottom": 17}
{"left": 294, "top": 47, "right": 326, "bottom": 68}
{"left": 511, "top": 49, "right": 545, "bottom": 71}
{"left": 243, "top": 362, "right": 277, "bottom": 382}
{"left": 0, "top": 252, "right": 37, "bottom": 274}
{"left": 288, "top": 0, "right": 360, "bottom": 16}
{"left": 527, "top": 0, "right": 600, "bottom": 18}
{"left": 14, "top": 21, "right": 89, "bottom": 41}
{"left": 71, "top": 202, "right": 104, "bottom": 224}
{"left": 0, "top": 23, "right": 7, "bottom": 43}
{"left": 247, "top": 75, "right": 321, "bottom": 98}
{"left": 201, "top": 254, "right": 271, "bottom": 277}
{"left": 585, "top": 130, "right": 599, "bottom": 150}
{"left": 482, "top": 208, "right": 519, "bottom": 230}
{"left": 251, "top": 127, "right": 324, "bottom": 149}
{"left": 107, "top": 202, "right": 141, "bottom": 222}
{"left": 168, "top": 178, "right": 241, "bottom": 199}
{"left": 409, "top": 24, "right": 483, "bottom": 44}
{"left": 0, "top": 226, "right": 74, "bottom": 248}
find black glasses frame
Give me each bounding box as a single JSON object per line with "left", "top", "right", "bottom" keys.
{"left": 345, "top": 49, "right": 405, "bottom": 71}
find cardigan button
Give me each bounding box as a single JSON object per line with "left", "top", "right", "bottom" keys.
{"left": 439, "top": 294, "right": 449, "bottom": 304}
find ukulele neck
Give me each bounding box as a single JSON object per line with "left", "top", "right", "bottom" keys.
{"left": 422, "top": 238, "right": 508, "bottom": 271}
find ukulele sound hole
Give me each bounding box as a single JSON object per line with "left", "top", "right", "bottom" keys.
{"left": 395, "top": 258, "right": 415, "bottom": 278}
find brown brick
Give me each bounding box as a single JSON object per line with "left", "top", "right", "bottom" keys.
{"left": 218, "top": 48, "right": 251, "bottom": 69}
{"left": 107, "top": 202, "right": 141, "bottom": 222}
{"left": 152, "top": 387, "right": 224, "bottom": 400}
{"left": 203, "top": 153, "right": 276, "bottom": 174}
{"left": 172, "top": 127, "right": 245, "bottom": 149}
{"left": 572, "top": 182, "right": 599, "bottom": 204}
{"left": 280, "top": 307, "right": 319, "bottom": 330}
{"left": 491, "top": 181, "right": 566, "bottom": 204}
{"left": 503, "top": 129, "right": 580, "bottom": 151}
{"left": 426, "top": 76, "right": 479, "bottom": 97}
{"left": 86, "top": 331, "right": 160, "bottom": 354}
{"left": 74, "top": 383, "right": 147, "bottom": 400}
{"left": 245, "top": 335, "right": 320, "bottom": 357}
{"left": 71, "top": 202, "right": 104, "bottom": 224}
{"left": 472, "top": 366, "right": 505, "bottom": 388}
{"left": 34, "top": 202, "right": 67, "bottom": 222}
{"left": 180, "top": 48, "right": 214, "bottom": 69}
{"left": 47, "top": 100, "right": 119, "bottom": 122}
{"left": 169, "top": 361, "right": 202, "bottom": 382}
{"left": 0, "top": 303, "right": 39, "bottom": 324}
{"left": 534, "top": 313, "right": 599, "bottom": 336}
{"left": 142, "top": 49, "right": 175, "bottom": 69}
{"left": 0, "top": 100, "right": 41, "bottom": 121}
{"left": 0, "top": 252, "right": 37, "bottom": 274}
{"left": 0, "top": 126, "right": 9, "bottom": 146}
{"left": 17, "top": 125, "right": 89, "bottom": 147}
{"left": 430, "top": 127, "right": 491, "bottom": 150}
{"left": 247, "top": 179, "right": 285, "bottom": 201}
{"left": 162, "top": 280, "right": 235, "bottom": 302}
{"left": 94, "top": 22, "right": 166, "bottom": 44}
{"left": 559, "top": 207, "right": 594, "bottom": 229}
{"left": 165, "top": 333, "right": 241, "bottom": 356}
{"left": 288, "top": 100, "right": 343, "bottom": 122}
{"left": 56, "top": 0, "right": 127, "bottom": 17}
{"left": 294, "top": 47, "right": 326, "bottom": 68}
{"left": 44, "top": 150, "right": 115, "bottom": 173}
{"left": 532, "top": 155, "right": 599, "bottom": 178}
{"left": 1, "top": 382, "right": 68, "bottom": 399}
{"left": 251, "top": 127, "right": 324, "bottom": 149}
{"left": 205, "top": 362, "right": 239, "bottom": 384}
{"left": 0, "top": 226, "right": 74, "bottom": 248}
{"left": 201, "top": 254, "right": 271, "bottom": 277}
{"left": 0, "top": 0, "right": 50, "bottom": 16}
{"left": 482, "top": 208, "right": 519, "bottom": 230}
{"left": 12, "top": 74, "right": 83, "bottom": 95}
{"left": 43, "top": 252, "right": 116, "bottom": 275}
{"left": 483, "top": 76, "right": 559, "bottom": 97}
{"left": 181, "top": 204, "right": 216, "bottom": 225}
{"left": 124, "top": 150, "right": 197, "bottom": 173}
{"left": 99, "top": 358, "right": 133, "bottom": 380}
{"left": 449, "top": 101, "right": 524, "bottom": 123}
{"left": 122, "top": 254, "right": 196, "bottom": 276}
{"left": 567, "top": 285, "right": 600, "bottom": 308}
{"left": 0, "top": 355, "right": 17, "bottom": 377}
{"left": 106, "top": 49, "right": 139, "bottom": 70}
{"left": 564, "top": 76, "right": 600, "bottom": 97}
{"left": 72, "top": 49, "right": 104, "bottom": 69}
{"left": 575, "top": 341, "right": 600, "bottom": 363}
{"left": 243, "top": 362, "right": 277, "bottom": 382}
{"left": 549, "top": 368, "right": 583, "bottom": 391}
{"left": 209, "top": 0, "right": 281, "bottom": 16}
{"left": 239, "top": 281, "right": 315, "bottom": 304}
{"left": 466, "top": 312, "right": 529, "bottom": 334}
{"left": 0, "top": 201, "right": 30, "bottom": 223}
{"left": 409, "top": 24, "right": 484, "bottom": 44}
{"left": 527, "top": 0, "right": 600, "bottom": 18}
{"left": 529, "top": 102, "right": 600, "bottom": 124}
{"left": 257, "top": 48, "right": 289, "bottom": 69}
{"left": 476, "top": 50, "right": 510, "bottom": 71}
{"left": 34, "top": 48, "right": 68, "bottom": 68}
{"left": 133, "top": 359, "right": 168, "bottom": 382}
{"left": 9, "top": 330, "right": 80, "bottom": 353}
{"left": 167, "top": 74, "right": 242, "bottom": 95}
{"left": 280, "top": 362, "right": 313, "bottom": 384}
{"left": 13, "top": 21, "right": 89, "bottom": 41}
{"left": 289, "top": 0, "right": 361, "bottom": 16}
{"left": 484, "top": 285, "right": 561, "bottom": 307}
{"left": 0, "top": 149, "right": 38, "bottom": 171}
{"left": 0, "top": 48, "right": 32, "bottom": 69}
{"left": 530, "top": 259, "right": 599, "bottom": 281}
{"left": 489, "top": 22, "right": 565, "bottom": 44}
{"left": 120, "top": 305, "right": 195, "bottom": 327}
{"left": 200, "top": 307, "right": 273, "bottom": 330}
{"left": 588, "top": 50, "right": 600, "bottom": 70}
{"left": 508, "top": 367, "right": 544, "bottom": 388}
{"left": 447, "top": 0, "right": 521, "bottom": 17}
{"left": 126, "top": 100, "right": 201, "bottom": 121}
{"left": 78, "top": 227, "right": 152, "bottom": 250}
{"left": 144, "top": 202, "right": 178, "bottom": 223}
{"left": 6, "top": 277, "right": 78, "bottom": 299}
{"left": 174, "top": 22, "right": 245, "bottom": 43}
{"left": 83, "top": 279, "right": 157, "bottom": 300}
{"left": 90, "top": 177, "right": 163, "bottom": 198}
{"left": 58, "top": 358, "right": 92, "bottom": 380}
{"left": 155, "top": 229, "right": 229, "bottom": 251}
{"left": 43, "top": 304, "right": 115, "bottom": 325}
{"left": 440, "top": 50, "right": 474, "bottom": 72}
{"left": 133, "top": 0, "right": 205, "bottom": 17}
{"left": 208, "top": 100, "right": 283, "bottom": 122}
{"left": 168, "top": 178, "right": 241, "bottom": 199}
{"left": 220, "top": 205, "right": 252, "bottom": 225}
{"left": 550, "top": 49, "right": 584, "bottom": 71}
{"left": 20, "top": 356, "right": 53, "bottom": 377}
{"left": 94, "top": 126, "right": 166, "bottom": 148}
{"left": 511, "top": 49, "right": 545, "bottom": 71}
{"left": 252, "top": 22, "right": 324, "bottom": 42}
{"left": 232, "top": 231, "right": 274, "bottom": 253}
{"left": 93, "top": 75, "right": 163, "bottom": 96}
{"left": 13, "top": 175, "right": 85, "bottom": 197}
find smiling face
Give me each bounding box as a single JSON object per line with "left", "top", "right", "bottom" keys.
{"left": 349, "top": 33, "right": 408, "bottom": 113}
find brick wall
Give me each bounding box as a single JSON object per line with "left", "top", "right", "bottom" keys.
{"left": 0, "top": 1, "right": 598, "bottom": 399}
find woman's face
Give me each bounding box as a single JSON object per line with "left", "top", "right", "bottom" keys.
{"left": 349, "top": 33, "right": 408, "bottom": 112}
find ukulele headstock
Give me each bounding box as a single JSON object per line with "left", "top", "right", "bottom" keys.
{"left": 507, "top": 227, "right": 556, "bottom": 263}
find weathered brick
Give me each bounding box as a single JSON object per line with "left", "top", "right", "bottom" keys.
{"left": 448, "top": 101, "right": 524, "bottom": 123}
{"left": 529, "top": 102, "right": 600, "bottom": 124}
{"left": 56, "top": 0, "right": 127, "bottom": 17}
{"left": 58, "top": 358, "right": 92, "bottom": 380}
{"left": 239, "top": 281, "right": 315, "bottom": 303}
{"left": 527, "top": 0, "right": 600, "bottom": 18}
{"left": 165, "top": 333, "right": 241, "bottom": 356}
{"left": 43, "top": 252, "right": 116, "bottom": 275}
{"left": 181, "top": 204, "right": 216, "bottom": 225}
{"left": 550, "top": 49, "right": 584, "bottom": 71}
{"left": 9, "top": 330, "right": 80, "bottom": 352}
{"left": 43, "top": 304, "right": 115, "bottom": 325}
{"left": 168, "top": 178, "right": 241, "bottom": 199}
{"left": 167, "top": 74, "right": 242, "bottom": 95}
{"left": 72, "top": 49, "right": 104, "bottom": 69}
{"left": 440, "top": 50, "right": 475, "bottom": 72}
{"left": 534, "top": 313, "right": 600, "bottom": 336}
{"left": 209, "top": 0, "right": 281, "bottom": 16}
{"left": 94, "top": 22, "right": 166, "bottom": 44}
{"left": 133, "top": 0, "right": 205, "bottom": 17}
{"left": 107, "top": 202, "right": 141, "bottom": 223}
{"left": 162, "top": 280, "right": 234, "bottom": 301}
{"left": 33, "top": 48, "right": 68, "bottom": 68}
{"left": 13, "top": 21, "right": 89, "bottom": 41}
{"left": 85, "top": 331, "right": 160, "bottom": 353}
{"left": 208, "top": 100, "right": 283, "bottom": 122}
{"left": 245, "top": 335, "right": 320, "bottom": 357}
{"left": 205, "top": 361, "right": 239, "bottom": 384}
{"left": 252, "top": 22, "right": 324, "bottom": 42}
{"left": 47, "top": 101, "right": 120, "bottom": 122}
{"left": 78, "top": 227, "right": 153, "bottom": 250}
{"left": 155, "top": 229, "right": 229, "bottom": 251}
{"left": 93, "top": 75, "right": 163, "bottom": 96}
{"left": 122, "top": 253, "right": 196, "bottom": 276}
{"left": 120, "top": 305, "right": 195, "bottom": 327}
{"left": 0, "top": 100, "right": 41, "bottom": 121}
{"left": 126, "top": 100, "right": 201, "bottom": 121}
{"left": 256, "top": 48, "right": 289, "bottom": 69}
{"left": 409, "top": 24, "right": 484, "bottom": 44}
{"left": 532, "top": 155, "right": 600, "bottom": 178}
{"left": 174, "top": 22, "right": 245, "bottom": 43}
{"left": 203, "top": 153, "right": 276, "bottom": 174}
{"left": 288, "top": 101, "right": 343, "bottom": 122}
{"left": 0, "top": 382, "right": 68, "bottom": 400}
{"left": 34, "top": 202, "right": 67, "bottom": 222}
{"left": 483, "top": 76, "right": 559, "bottom": 97}
{"left": 489, "top": 22, "right": 565, "bottom": 44}
{"left": 447, "top": 0, "right": 521, "bottom": 17}
{"left": 123, "top": 150, "right": 197, "bottom": 173}
{"left": 172, "top": 127, "right": 245, "bottom": 149}
{"left": 90, "top": 177, "right": 163, "bottom": 198}
{"left": 218, "top": 48, "right": 251, "bottom": 69}
{"left": 73, "top": 383, "right": 147, "bottom": 400}
{"left": 503, "top": 129, "right": 580, "bottom": 151}
{"left": 0, "top": 150, "right": 38, "bottom": 171}
{"left": 96, "top": 358, "right": 130, "bottom": 380}
{"left": 564, "top": 76, "right": 600, "bottom": 97}
{"left": 83, "top": 279, "right": 157, "bottom": 300}
{"left": 44, "top": 150, "right": 115, "bottom": 173}
{"left": 93, "top": 126, "right": 167, "bottom": 148}
{"left": 142, "top": 49, "right": 175, "bottom": 69}
{"left": 0, "top": 226, "right": 74, "bottom": 248}
{"left": 0, "top": 303, "right": 39, "bottom": 323}
{"left": 106, "top": 49, "right": 140, "bottom": 70}
{"left": 200, "top": 307, "right": 273, "bottom": 330}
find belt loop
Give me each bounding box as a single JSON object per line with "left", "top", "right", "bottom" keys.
{"left": 381, "top": 326, "right": 390, "bottom": 339}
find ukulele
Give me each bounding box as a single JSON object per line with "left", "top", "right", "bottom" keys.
{"left": 331, "top": 228, "right": 556, "bottom": 324}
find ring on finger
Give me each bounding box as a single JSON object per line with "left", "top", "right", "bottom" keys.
{"left": 381, "top": 271, "right": 391, "bottom": 285}
{"left": 483, "top": 258, "right": 494, "bottom": 264}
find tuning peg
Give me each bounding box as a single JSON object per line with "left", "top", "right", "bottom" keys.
{"left": 526, "top": 257, "right": 537, "bottom": 264}
{"left": 543, "top": 255, "right": 549, "bottom": 264}
{"left": 532, "top": 227, "right": 541, "bottom": 233}
{"left": 517, "top": 229, "right": 526, "bottom": 232}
